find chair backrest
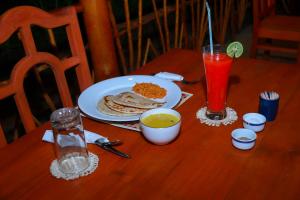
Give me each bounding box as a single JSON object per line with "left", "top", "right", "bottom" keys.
{"left": 0, "top": 6, "right": 93, "bottom": 147}
{"left": 107, "top": 0, "right": 208, "bottom": 74}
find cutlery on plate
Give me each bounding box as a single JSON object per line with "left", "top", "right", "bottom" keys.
{"left": 94, "top": 139, "right": 130, "bottom": 159}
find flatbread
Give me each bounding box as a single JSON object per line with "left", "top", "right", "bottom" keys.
{"left": 111, "top": 92, "right": 164, "bottom": 109}
{"left": 104, "top": 95, "right": 148, "bottom": 114}
{"left": 97, "top": 98, "right": 136, "bottom": 116}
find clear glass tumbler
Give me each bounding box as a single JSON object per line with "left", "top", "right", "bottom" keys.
{"left": 202, "top": 44, "right": 233, "bottom": 120}
{"left": 50, "top": 107, "right": 89, "bottom": 174}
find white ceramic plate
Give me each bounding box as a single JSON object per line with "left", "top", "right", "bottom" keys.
{"left": 78, "top": 75, "right": 182, "bottom": 121}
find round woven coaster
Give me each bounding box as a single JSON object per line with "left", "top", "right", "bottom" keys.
{"left": 50, "top": 152, "right": 99, "bottom": 180}
{"left": 196, "top": 107, "right": 238, "bottom": 126}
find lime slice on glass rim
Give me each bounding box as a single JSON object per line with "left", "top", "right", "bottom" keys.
{"left": 226, "top": 41, "right": 243, "bottom": 58}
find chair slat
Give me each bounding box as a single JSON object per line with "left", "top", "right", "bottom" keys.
{"left": 190, "top": 0, "right": 196, "bottom": 48}
{"left": 124, "top": 0, "right": 134, "bottom": 71}
{"left": 163, "top": 0, "right": 170, "bottom": 51}
{"left": 213, "top": 0, "right": 233, "bottom": 44}
{"left": 152, "top": 0, "right": 166, "bottom": 53}
{"left": 136, "top": 0, "right": 143, "bottom": 68}
{"left": 107, "top": 1, "right": 128, "bottom": 74}
{"left": 143, "top": 38, "right": 159, "bottom": 65}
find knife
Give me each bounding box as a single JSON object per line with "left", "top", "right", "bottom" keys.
{"left": 94, "top": 139, "right": 131, "bottom": 159}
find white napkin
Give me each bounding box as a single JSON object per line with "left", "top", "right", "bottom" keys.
{"left": 42, "top": 130, "right": 109, "bottom": 144}
{"left": 154, "top": 72, "right": 184, "bottom": 81}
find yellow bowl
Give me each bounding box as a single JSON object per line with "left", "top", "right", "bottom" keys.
{"left": 140, "top": 108, "right": 181, "bottom": 145}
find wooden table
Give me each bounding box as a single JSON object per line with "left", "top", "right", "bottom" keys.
{"left": 1, "top": 49, "right": 300, "bottom": 199}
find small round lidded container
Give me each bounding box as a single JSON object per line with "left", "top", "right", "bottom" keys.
{"left": 231, "top": 128, "right": 257, "bottom": 150}
{"left": 243, "top": 113, "right": 266, "bottom": 132}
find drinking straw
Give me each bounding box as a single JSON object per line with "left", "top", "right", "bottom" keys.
{"left": 205, "top": 1, "right": 213, "bottom": 54}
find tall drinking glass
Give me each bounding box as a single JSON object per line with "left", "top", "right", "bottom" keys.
{"left": 50, "top": 107, "right": 89, "bottom": 174}
{"left": 202, "top": 44, "right": 233, "bottom": 120}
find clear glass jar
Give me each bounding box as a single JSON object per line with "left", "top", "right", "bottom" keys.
{"left": 50, "top": 107, "right": 89, "bottom": 174}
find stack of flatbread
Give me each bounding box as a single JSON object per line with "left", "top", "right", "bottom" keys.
{"left": 97, "top": 92, "right": 164, "bottom": 116}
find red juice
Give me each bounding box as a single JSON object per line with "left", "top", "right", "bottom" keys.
{"left": 203, "top": 52, "right": 233, "bottom": 112}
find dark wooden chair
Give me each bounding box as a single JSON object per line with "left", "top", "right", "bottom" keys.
{"left": 0, "top": 6, "right": 93, "bottom": 147}
{"left": 250, "top": 0, "right": 300, "bottom": 63}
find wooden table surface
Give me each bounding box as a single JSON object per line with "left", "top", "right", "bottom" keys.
{"left": 1, "top": 49, "right": 300, "bottom": 199}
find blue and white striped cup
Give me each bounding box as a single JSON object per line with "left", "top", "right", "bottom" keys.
{"left": 258, "top": 91, "right": 279, "bottom": 121}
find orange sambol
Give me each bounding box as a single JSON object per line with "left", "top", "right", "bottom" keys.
{"left": 132, "top": 83, "right": 167, "bottom": 99}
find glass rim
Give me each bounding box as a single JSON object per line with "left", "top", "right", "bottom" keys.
{"left": 202, "top": 44, "right": 225, "bottom": 53}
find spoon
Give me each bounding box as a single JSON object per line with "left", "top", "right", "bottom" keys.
{"left": 94, "top": 138, "right": 130, "bottom": 158}
{"left": 95, "top": 138, "right": 122, "bottom": 146}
